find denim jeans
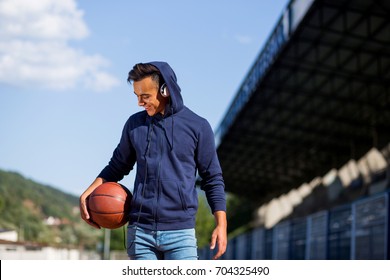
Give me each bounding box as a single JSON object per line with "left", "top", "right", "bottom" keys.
{"left": 127, "top": 225, "right": 198, "bottom": 260}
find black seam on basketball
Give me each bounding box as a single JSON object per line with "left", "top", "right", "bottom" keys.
{"left": 89, "top": 210, "right": 125, "bottom": 214}
{"left": 90, "top": 194, "right": 126, "bottom": 202}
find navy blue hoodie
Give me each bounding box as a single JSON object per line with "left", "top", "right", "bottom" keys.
{"left": 98, "top": 61, "right": 226, "bottom": 230}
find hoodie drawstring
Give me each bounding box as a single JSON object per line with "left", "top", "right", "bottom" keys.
{"left": 161, "top": 117, "right": 173, "bottom": 151}
{"left": 171, "top": 107, "right": 174, "bottom": 150}
{"left": 145, "top": 121, "right": 153, "bottom": 157}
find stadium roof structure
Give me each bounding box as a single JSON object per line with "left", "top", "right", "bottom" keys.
{"left": 216, "top": 0, "right": 390, "bottom": 203}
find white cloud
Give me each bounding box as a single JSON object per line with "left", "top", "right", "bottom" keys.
{"left": 0, "top": 0, "right": 119, "bottom": 91}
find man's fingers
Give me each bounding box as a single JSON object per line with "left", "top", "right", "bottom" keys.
{"left": 212, "top": 240, "right": 226, "bottom": 260}
{"left": 210, "top": 233, "right": 217, "bottom": 250}
{"left": 80, "top": 198, "right": 100, "bottom": 229}
{"left": 86, "top": 219, "right": 101, "bottom": 229}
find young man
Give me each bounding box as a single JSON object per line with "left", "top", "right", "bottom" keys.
{"left": 80, "top": 61, "right": 227, "bottom": 260}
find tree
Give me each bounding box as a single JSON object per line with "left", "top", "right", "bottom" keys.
{"left": 195, "top": 194, "right": 215, "bottom": 248}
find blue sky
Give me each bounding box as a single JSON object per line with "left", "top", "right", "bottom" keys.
{"left": 0, "top": 0, "right": 288, "bottom": 196}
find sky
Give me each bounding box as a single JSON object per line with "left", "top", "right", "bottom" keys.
{"left": 0, "top": 0, "right": 289, "bottom": 196}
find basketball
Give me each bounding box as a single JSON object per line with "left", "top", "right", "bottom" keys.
{"left": 87, "top": 182, "right": 132, "bottom": 229}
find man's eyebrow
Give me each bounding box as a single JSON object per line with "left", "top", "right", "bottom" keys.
{"left": 134, "top": 92, "right": 151, "bottom": 96}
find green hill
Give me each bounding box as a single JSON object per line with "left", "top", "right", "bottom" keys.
{"left": 0, "top": 169, "right": 101, "bottom": 248}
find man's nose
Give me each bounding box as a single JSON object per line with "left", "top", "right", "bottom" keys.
{"left": 137, "top": 96, "right": 145, "bottom": 106}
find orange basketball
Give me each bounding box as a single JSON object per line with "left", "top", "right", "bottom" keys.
{"left": 87, "top": 182, "right": 132, "bottom": 229}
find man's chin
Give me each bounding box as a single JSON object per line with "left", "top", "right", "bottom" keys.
{"left": 145, "top": 108, "right": 153, "bottom": 116}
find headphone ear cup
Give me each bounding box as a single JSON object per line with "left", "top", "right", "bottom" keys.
{"left": 160, "top": 83, "right": 169, "bottom": 97}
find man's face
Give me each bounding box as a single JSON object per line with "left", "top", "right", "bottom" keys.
{"left": 133, "top": 76, "right": 167, "bottom": 116}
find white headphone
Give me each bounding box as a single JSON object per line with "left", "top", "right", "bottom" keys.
{"left": 160, "top": 83, "right": 169, "bottom": 97}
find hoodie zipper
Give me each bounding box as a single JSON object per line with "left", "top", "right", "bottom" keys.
{"left": 153, "top": 117, "right": 165, "bottom": 230}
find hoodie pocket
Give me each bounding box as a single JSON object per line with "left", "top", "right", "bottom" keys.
{"left": 158, "top": 180, "right": 190, "bottom": 222}
{"left": 129, "top": 181, "right": 155, "bottom": 222}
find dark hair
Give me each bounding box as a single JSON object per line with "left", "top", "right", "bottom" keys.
{"left": 127, "top": 63, "right": 163, "bottom": 87}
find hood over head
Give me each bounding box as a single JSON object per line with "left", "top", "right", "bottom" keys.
{"left": 149, "top": 61, "right": 184, "bottom": 114}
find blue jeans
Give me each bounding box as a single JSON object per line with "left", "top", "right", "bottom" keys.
{"left": 127, "top": 225, "right": 198, "bottom": 260}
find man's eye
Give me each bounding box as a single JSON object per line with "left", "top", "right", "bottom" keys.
{"left": 136, "top": 94, "right": 150, "bottom": 101}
